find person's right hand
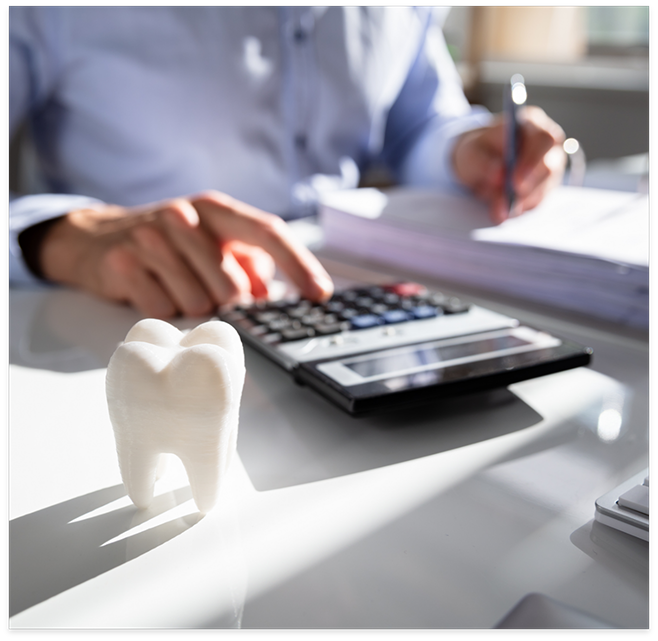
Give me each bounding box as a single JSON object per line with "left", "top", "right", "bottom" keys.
{"left": 452, "top": 106, "right": 566, "bottom": 224}
{"left": 38, "top": 190, "right": 334, "bottom": 318}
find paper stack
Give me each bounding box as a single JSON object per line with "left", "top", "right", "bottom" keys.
{"left": 319, "top": 186, "right": 649, "bottom": 327}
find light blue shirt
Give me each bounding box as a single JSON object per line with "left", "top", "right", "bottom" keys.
{"left": 9, "top": 6, "right": 491, "bottom": 284}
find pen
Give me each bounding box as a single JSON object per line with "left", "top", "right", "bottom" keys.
{"left": 504, "top": 74, "right": 527, "bottom": 216}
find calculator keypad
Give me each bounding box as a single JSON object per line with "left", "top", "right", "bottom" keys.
{"left": 222, "top": 283, "right": 470, "bottom": 345}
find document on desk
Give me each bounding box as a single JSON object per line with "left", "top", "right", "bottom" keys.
{"left": 319, "top": 186, "right": 649, "bottom": 327}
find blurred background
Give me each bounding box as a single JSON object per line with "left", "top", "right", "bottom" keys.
{"left": 443, "top": 6, "right": 649, "bottom": 163}
{"left": 10, "top": 7, "right": 650, "bottom": 194}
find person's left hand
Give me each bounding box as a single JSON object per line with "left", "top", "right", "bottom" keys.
{"left": 452, "top": 106, "right": 567, "bottom": 224}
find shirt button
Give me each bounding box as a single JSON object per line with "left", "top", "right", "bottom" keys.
{"left": 293, "top": 28, "right": 307, "bottom": 43}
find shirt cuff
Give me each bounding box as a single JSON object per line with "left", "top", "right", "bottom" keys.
{"left": 9, "top": 194, "right": 105, "bottom": 285}
{"left": 398, "top": 106, "right": 493, "bottom": 194}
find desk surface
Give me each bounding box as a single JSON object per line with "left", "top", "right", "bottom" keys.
{"left": 8, "top": 244, "right": 649, "bottom": 629}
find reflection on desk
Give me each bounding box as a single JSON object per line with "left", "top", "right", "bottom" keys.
{"left": 239, "top": 347, "right": 546, "bottom": 490}
{"left": 8, "top": 275, "right": 649, "bottom": 629}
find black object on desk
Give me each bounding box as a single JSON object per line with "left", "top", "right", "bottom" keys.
{"left": 219, "top": 282, "right": 592, "bottom": 414}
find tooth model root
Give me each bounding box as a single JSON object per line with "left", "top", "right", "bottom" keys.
{"left": 106, "top": 319, "right": 245, "bottom": 514}
{"left": 117, "top": 449, "right": 161, "bottom": 510}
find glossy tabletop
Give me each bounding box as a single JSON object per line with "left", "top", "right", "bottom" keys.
{"left": 8, "top": 233, "right": 650, "bottom": 629}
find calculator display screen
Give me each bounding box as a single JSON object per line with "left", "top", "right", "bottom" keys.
{"left": 314, "top": 327, "right": 563, "bottom": 390}
{"left": 345, "top": 335, "right": 528, "bottom": 378}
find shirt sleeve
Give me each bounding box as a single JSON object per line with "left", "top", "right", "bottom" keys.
{"left": 382, "top": 10, "right": 493, "bottom": 193}
{"left": 9, "top": 194, "right": 104, "bottom": 285}
{"left": 9, "top": 8, "right": 106, "bottom": 285}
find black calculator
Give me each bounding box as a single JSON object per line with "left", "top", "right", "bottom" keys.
{"left": 219, "top": 282, "right": 592, "bottom": 414}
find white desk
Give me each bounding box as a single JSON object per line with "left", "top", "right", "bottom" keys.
{"left": 8, "top": 248, "right": 649, "bottom": 629}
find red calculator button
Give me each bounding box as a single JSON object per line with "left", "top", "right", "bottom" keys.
{"left": 385, "top": 282, "right": 427, "bottom": 297}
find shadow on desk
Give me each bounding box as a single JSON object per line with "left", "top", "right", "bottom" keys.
{"left": 9, "top": 288, "right": 202, "bottom": 372}
{"left": 238, "top": 348, "right": 545, "bottom": 491}
{"left": 571, "top": 519, "right": 649, "bottom": 579}
{"left": 9, "top": 484, "right": 200, "bottom": 617}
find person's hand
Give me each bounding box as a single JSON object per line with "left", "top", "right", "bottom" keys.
{"left": 452, "top": 106, "right": 566, "bottom": 224}
{"left": 38, "top": 190, "right": 334, "bottom": 318}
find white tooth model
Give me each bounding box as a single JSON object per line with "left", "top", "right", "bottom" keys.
{"left": 106, "top": 318, "right": 245, "bottom": 514}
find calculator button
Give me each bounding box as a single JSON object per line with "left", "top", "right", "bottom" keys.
{"left": 337, "top": 290, "right": 358, "bottom": 303}
{"left": 365, "top": 303, "right": 383, "bottom": 315}
{"left": 339, "top": 308, "right": 359, "bottom": 320}
{"left": 253, "top": 310, "right": 285, "bottom": 324}
{"left": 382, "top": 293, "right": 400, "bottom": 305}
{"left": 222, "top": 309, "right": 248, "bottom": 322}
{"left": 248, "top": 324, "right": 269, "bottom": 337}
{"left": 381, "top": 309, "right": 412, "bottom": 324}
{"left": 442, "top": 297, "right": 470, "bottom": 314}
{"left": 350, "top": 314, "right": 383, "bottom": 330}
{"left": 280, "top": 327, "right": 315, "bottom": 342}
{"left": 426, "top": 292, "right": 447, "bottom": 306}
{"left": 385, "top": 282, "right": 427, "bottom": 297}
{"left": 411, "top": 305, "right": 440, "bottom": 319}
{"left": 364, "top": 286, "right": 385, "bottom": 298}
{"left": 267, "top": 318, "right": 294, "bottom": 332}
{"left": 314, "top": 322, "right": 348, "bottom": 336}
{"left": 287, "top": 305, "right": 311, "bottom": 318}
{"left": 300, "top": 315, "right": 322, "bottom": 327}
{"left": 325, "top": 300, "right": 345, "bottom": 313}
{"left": 355, "top": 296, "right": 374, "bottom": 308}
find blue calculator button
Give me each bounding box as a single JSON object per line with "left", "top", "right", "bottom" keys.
{"left": 350, "top": 314, "right": 383, "bottom": 330}
{"left": 411, "top": 305, "right": 440, "bottom": 319}
{"left": 381, "top": 309, "right": 412, "bottom": 324}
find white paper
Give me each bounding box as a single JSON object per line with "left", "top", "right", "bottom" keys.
{"left": 319, "top": 185, "right": 649, "bottom": 327}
